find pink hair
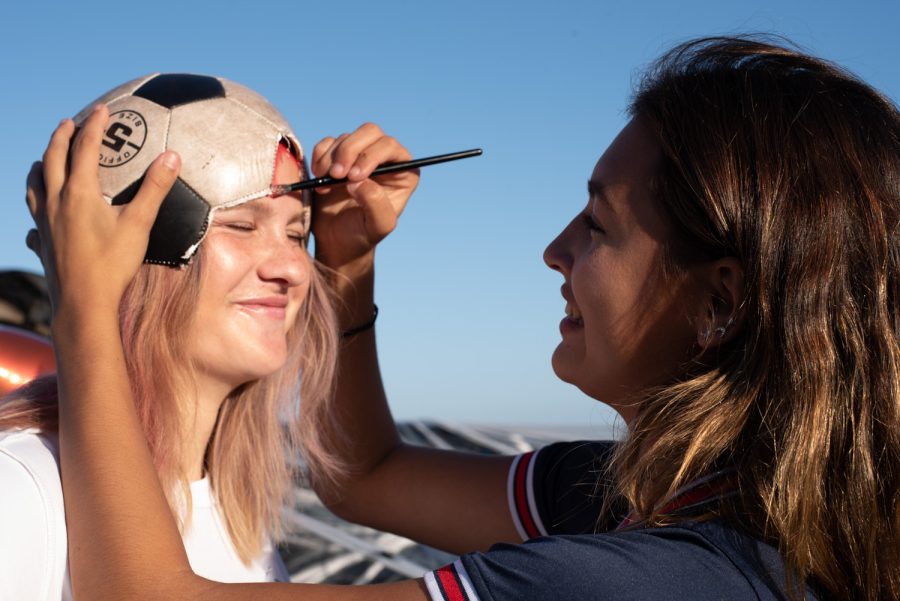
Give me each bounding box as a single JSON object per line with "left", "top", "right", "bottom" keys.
{"left": 0, "top": 247, "right": 341, "bottom": 563}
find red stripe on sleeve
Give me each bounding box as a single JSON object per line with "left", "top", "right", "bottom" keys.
{"left": 436, "top": 565, "right": 467, "bottom": 601}
{"left": 514, "top": 451, "right": 540, "bottom": 539}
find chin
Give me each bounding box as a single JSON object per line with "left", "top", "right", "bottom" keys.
{"left": 234, "top": 350, "right": 289, "bottom": 381}
{"left": 550, "top": 347, "right": 612, "bottom": 405}
{"left": 550, "top": 346, "right": 576, "bottom": 385}
{"left": 251, "top": 359, "right": 289, "bottom": 380}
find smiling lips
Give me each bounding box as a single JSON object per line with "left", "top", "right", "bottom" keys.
{"left": 565, "top": 304, "right": 583, "bottom": 325}
{"left": 235, "top": 296, "right": 288, "bottom": 319}
{"left": 560, "top": 285, "right": 584, "bottom": 328}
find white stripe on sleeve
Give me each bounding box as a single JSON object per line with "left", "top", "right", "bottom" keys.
{"left": 525, "top": 450, "right": 548, "bottom": 536}
{"left": 454, "top": 559, "right": 480, "bottom": 601}
{"left": 506, "top": 454, "right": 529, "bottom": 541}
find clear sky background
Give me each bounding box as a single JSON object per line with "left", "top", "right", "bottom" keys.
{"left": 1, "top": 0, "right": 897, "bottom": 429}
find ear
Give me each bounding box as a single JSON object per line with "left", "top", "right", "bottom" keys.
{"left": 694, "top": 257, "right": 745, "bottom": 350}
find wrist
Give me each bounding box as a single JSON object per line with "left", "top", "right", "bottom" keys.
{"left": 332, "top": 274, "right": 375, "bottom": 332}
{"left": 51, "top": 301, "right": 120, "bottom": 345}
{"left": 318, "top": 253, "right": 377, "bottom": 329}
{"left": 341, "top": 304, "right": 378, "bottom": 339}
{"left": 316, "top": 249, "right": 376, "bottom": 286}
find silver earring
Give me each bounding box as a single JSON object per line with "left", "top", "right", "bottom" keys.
{"left": 715, "top": 317, "right": 736, "bottom": 337}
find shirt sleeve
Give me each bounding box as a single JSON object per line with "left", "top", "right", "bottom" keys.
{"left": 424, "top": 527, "right": 769, "bottom": 601}
{"left": 0, "top": 450, "right": 54, "bottom": 601}
{"left": 506, "top": 440, "right": 624, "bottom": 540}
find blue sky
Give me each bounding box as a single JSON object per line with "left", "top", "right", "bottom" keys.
{"left": 2, "top": 0, "right": 897, "bottom": 427}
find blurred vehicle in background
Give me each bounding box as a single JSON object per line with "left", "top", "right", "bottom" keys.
{"left": 0, "top": 270, "right": 54, "bottom": 395}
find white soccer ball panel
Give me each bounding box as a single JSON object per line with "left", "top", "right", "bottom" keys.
{"left": 72, "top": 73, "right": 159, "bottom": 123}
{"left": 221, "top": 79, "right": 299, "bottom": 152}
{"left": 168, "top": 97, "right": 282, "bottom": 208}
{"left": 94, "top": 96, "right": 171, "bottom": 201}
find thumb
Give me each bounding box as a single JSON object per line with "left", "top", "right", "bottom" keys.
{"left": 122, "top": 151, "right": 181, "bottom": 229}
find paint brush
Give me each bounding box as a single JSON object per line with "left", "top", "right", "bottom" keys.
{"left": 271, "top": 148, "right": 482, "bottom": 195}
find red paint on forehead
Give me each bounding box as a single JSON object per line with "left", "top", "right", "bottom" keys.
{"left": 273, "top": 141, "right": 301, "bottom": 185}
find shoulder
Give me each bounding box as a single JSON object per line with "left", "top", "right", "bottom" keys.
{"left": 0, "top": 427, "right": 60, "bottom": 471}
{"left": 0, "top": 429, "right": 67, "bottom": 601}
{"left": 428, "top": 522, "right": 807, "bottom": 601}
{"left": 0, "top": 428, "right": 62, "bottom": 506}
{"left": 510, "top": 440, "right": 624, "bottom": 539}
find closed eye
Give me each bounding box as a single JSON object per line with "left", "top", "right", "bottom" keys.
{"left": 582, "top": 213, "right": 605, "bottom": 235}
{"left": 224, "top": 222, "right": 254, "bottom": 231}
{"left": 287, "top": 230, "right": 309, "bottom": 247}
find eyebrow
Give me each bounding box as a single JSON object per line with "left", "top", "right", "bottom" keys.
{"left": 222, "top": 201, "right": 308, "bottom": 226}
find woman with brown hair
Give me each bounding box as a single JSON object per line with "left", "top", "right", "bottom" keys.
{"left": 32, "top": 36, "right": 900, "bottom": 600}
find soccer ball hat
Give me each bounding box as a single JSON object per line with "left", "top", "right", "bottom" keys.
{"left": 73, "top": 73, "right": 304, "bottom": 267}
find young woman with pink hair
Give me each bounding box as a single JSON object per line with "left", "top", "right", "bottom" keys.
{"left": 1, "top": 79, "right": 417, "bottom": 600}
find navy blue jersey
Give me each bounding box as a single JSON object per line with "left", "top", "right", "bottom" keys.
{"left": 425, "top": 520, "right": 815, "bottom": 600}
{"left": 426, "top": 441, "right": 816, "bottom": 600}
{"left": 507, "top": 440, "right": 625, "bottom": 539}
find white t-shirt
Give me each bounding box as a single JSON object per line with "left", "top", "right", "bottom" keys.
{"left": 0, "top": 428, "right": 289, "bottom": 601}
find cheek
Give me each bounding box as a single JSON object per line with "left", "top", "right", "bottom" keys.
{"left": 198, "top": 235, "right": 249, "bottom": 297}
{"left": 285, "top": 279, "right": 310, "bottom": 330}
{"left": 575, "top": 247, "right": 674, "bottom": 362}
{"left": 574, "top": 251, "right": 634, "bottom": 327}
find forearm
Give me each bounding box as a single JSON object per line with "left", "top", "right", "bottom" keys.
{"left": 53, "top": 307, "right": 195, "bottom": 598}
{"left": 314, "top": 253, "right": 404, "bottom": 503}
{"left": 306, "top": 125, "right": 424, "bottom": 504}
{"left": 317, "top": 255, "right": 519, "bottom": 553}
{"left": 307, "top": 129, "right": 519, "bottom": 552}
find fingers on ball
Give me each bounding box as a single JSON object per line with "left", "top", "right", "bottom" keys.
{"left": 42, "top": 121, "right": 75, "bottom": 194}
{"left": 25, "top": 162, "right": 46, "bottom": 216}
{"left": 125, "top": 152, "right": 180, "bottom": 226}
{"left": 25, "top": 229, "right": 41, "bottom": 254}
{"left": 69, "top": 105, "right": 108, "bottom": 181}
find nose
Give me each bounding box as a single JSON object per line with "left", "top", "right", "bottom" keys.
{"left": 543, "top": 217, "right": 576, "bottom": 276}
{"left": 256, "top": 237, "right": 310, "bottom": 289}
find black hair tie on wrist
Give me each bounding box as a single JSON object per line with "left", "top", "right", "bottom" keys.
{"left": 341, "top": 304, "right": 378, "bottom": 339}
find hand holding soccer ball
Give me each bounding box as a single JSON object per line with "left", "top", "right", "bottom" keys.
{"left": 27, "top": 105, "right": 180, "bottom": 321}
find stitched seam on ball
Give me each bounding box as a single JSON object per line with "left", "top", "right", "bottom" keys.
{"left": 269, "top": 135, "right": 279, "bottom": 195}
{"left": 113, "top": 73, "right": 158, "bottom": 103}
{"left": 92, "top": 74, "right": 160, "bottom": 117}
{"left": 162, "top": 105, "right": 171, "bottom": 154}
{"left": 226, "top": 97, "right": 306, "bottom": 173}
{"left": 216, "top": 189, "right": 273, "bottom": 210}
{"left": 225, "top": 96, "right": 291, "bottom": 136}
{"left": 145, "top": 258, "right": 180, "bottom": 267}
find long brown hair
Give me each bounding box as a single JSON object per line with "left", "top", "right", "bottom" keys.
{"left": 611, "top": 36, "right": 900, "bottom": 600}
{"left": 0, "top": 247, "right": 340, "bottom": 564}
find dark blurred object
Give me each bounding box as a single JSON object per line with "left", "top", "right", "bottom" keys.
{"left": 0, "top": 270, "right": 51, "bottom": 336}
{"left": 0, "top": 324, "right": 55, "bottom": 396}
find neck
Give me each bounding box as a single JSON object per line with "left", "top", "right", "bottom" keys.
{"left": 182, "top": 377, "right": 234, "bottom": 481}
